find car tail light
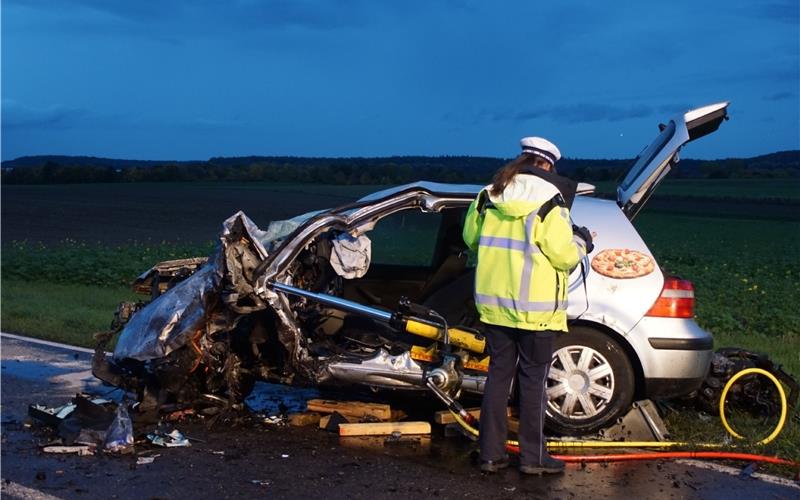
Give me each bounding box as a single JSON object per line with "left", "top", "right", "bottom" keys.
{"left": 646, "top": 276, "right": 695, "bottom": 318}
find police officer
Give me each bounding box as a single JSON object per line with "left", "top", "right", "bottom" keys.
{"left": 463, "top": 137, "right": 593, "bottom": 475}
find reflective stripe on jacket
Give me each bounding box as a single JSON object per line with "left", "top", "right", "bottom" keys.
{"left": 462, "top": 174, "right": 586, "bottom": 332}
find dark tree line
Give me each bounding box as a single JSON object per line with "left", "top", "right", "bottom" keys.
{"left": 2, "top": 152, "right": 797, "bottom": 185}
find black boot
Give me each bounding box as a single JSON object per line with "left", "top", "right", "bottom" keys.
{"left": 519, "top": 455, "right": 565, "bottom": 475}
{"left": 480, "top": 456, "right": 510, "bottom": 473}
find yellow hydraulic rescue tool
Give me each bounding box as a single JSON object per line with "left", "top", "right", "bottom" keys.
{"left": 267, "top": 280, "right": 486, "bottom": 354}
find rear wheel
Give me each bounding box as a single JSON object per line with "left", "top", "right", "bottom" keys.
{"left": 545, "top": 326, "right": 635, "bottom": 435}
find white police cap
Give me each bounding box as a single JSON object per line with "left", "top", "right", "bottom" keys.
{"left": 520, "top": 136, "right": 561, "bottom": 165}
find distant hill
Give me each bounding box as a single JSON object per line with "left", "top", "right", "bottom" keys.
{"left": 1, "top": 150, "right": 797, "bottom": 185}
{"left": 2, "top": 155, "right": 207, "bottom": 169}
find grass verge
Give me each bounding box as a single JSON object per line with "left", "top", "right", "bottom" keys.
{"left": 1, "top": 279, "right": 137, "bottom": 348}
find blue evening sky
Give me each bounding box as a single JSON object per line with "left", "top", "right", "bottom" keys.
{"left": 2, "top": 1, "right": 798, "bottom": 161}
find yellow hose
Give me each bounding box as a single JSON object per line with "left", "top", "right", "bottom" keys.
{"left": 719, "top": 367, "right": 788, "bottom": 445}
{"left": 546, "top": 440, "right": 718, "bottom": 449}
{"left": 450, "top": 411, "right": 706, "bottom": 448}
{"left": 449, "top": 366, "right": 790, "bottom": 449}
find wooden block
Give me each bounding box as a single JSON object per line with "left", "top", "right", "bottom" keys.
{"left": 338, "top": 421, "right": 431, "bottom": 437}
{"left": 306, "top": 399, "right": 392, "bottom": 421}
{"left": 318, "top": 413, "right": 349, "bottom": 430}
{"left": 434, "top": 407, "right": 513, "bottom": 425}
{"left": 390, "top": 409, "right": 407, "bottom": 422}
{"left": 339, "top": 435, "right": 431, "bottom": 452}
{"left": 434, "top": 407, "right": 480, "bottom": 425}
{"left": 287, "top": 412, "right": 321, "bottom": 427}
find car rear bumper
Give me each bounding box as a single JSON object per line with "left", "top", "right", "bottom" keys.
{"left": 644, "top": 376, "right": 706, "bottom": 400}
{"left": 626, "top": 316, "right": 713, "bottom": 398}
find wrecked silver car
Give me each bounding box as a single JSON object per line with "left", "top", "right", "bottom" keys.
{"left": 94, "top": 103, "right": 731, "bottom": 435}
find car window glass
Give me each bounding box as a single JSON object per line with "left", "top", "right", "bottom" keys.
{"left": 620, "top": 120, "right": 676, "bottom": 191}
{"left": 369, "top": 209, "right": 443, "bottom": 267}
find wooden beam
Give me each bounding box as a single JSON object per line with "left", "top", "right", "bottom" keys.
{"left": 306, "top": 399, "right": 392, "bottom": 421}
{"left": 338, "top": 421, "right": 431, "bottom": 437}
{"left": 319, "top": 415, "right": 331, "bottom": 429}
{"left": 433, "top": 407, "right": 513, "bottom": 425}
{"left": 339, "top": 435, "right": 432, "bottom": 452}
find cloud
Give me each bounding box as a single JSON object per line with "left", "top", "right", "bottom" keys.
{"left": 489, "top": 103, "right": 659, "bottom": 124}
{"left": 1, "top": 100, "right": 88, "bottom": 129}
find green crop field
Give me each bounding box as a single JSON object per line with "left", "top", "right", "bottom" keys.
{"left": 1, "top": 179, "right": 798, "bottom": 463}
{"left": 592, "top": 177, "right": 800, "bottom": 200}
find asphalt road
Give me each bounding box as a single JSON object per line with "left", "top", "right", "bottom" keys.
{"left": 2, "top": 334, "right": 798, "bottom": 500}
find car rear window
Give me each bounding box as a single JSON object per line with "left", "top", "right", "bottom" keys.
{"left": 620, "top": 120, "right": 676, "bottom": 191}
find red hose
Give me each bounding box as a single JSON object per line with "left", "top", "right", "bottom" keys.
{"left": 505, "top": 445, "right": 799, "bottom": 467}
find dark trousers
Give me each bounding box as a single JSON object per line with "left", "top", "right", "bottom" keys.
{"left": 479, "top": 323, "right": 555, "bottom": 466}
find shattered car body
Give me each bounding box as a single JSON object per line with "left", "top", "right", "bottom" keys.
{"left": 94, "top": 102, "right": 730, "bottom": 435}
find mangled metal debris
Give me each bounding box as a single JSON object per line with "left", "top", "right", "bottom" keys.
{"left": 29, "top": 394, "right": 118, "bottom": 451}
{"left": 90, "top": 191, "right": 492, "bottom": 421}
{"left": 147, "top": 429, "right": 191, "bottom": 448}
{"left": 692, "top": 348, "right": 799, "bottom": 416}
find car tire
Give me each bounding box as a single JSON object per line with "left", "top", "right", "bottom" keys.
{"left": 544, "top": 326, "right": 635, "bottom": 436}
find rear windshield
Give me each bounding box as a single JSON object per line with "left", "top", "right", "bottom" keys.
{"left": 620, "top": 120, "right": 676, "bottom": 191}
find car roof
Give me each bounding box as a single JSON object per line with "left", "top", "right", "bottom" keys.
{"left": 357, "top": 180, "right": 596, "bottom": 203}
{"left": 357, "top": 181, "right": 483, "bottom": 202}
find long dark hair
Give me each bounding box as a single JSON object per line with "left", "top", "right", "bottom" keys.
{"left": 489, "top": 153, "right": 549, "bottom": 196}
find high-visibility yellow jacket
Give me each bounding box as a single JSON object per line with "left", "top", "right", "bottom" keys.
{"left": 463, "top": 173, "right": 586, "bottom": 332}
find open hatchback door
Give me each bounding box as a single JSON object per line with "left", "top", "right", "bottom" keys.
{"left": 617, "top": 102, "right": 729, "bottom": 219}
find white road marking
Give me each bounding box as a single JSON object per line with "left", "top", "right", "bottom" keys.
{"left": 675, "top": 459, "right": 800, "bottom": 490}
{"left": 1, "top": 480, "right": 65, "bottom": 500}
{"left": 1, "top": 332, "right": 96, "bottom": 354}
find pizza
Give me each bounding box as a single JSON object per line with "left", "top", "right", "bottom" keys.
{"left": 591, "top": 249, "right": 655, "bottom": 279}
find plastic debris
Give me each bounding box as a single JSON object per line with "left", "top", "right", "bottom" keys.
{"left": 104, "top": 404, "right": 135, "bottom": 454}
{"left": 42, "top": 445, "right": 94, "bottom": 456}
{"left": 147, "top": 429, "right": 191, "bottom": 448}
{"left": 136, "top": 454, "right": 160, "bottom": 465}
{"left": 262, "top": 415, "right": 286, "bottom": 426}
{"left": 251, "top": 479, "right": 271, "bottom": 487}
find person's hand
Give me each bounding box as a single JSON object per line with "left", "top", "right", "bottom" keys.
{"left": 572, "top": 225, "right": 594, "bottom": 254}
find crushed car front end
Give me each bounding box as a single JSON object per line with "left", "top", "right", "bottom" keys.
{"left": 93, "top": 184, "right": 489, "bottom": 415}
